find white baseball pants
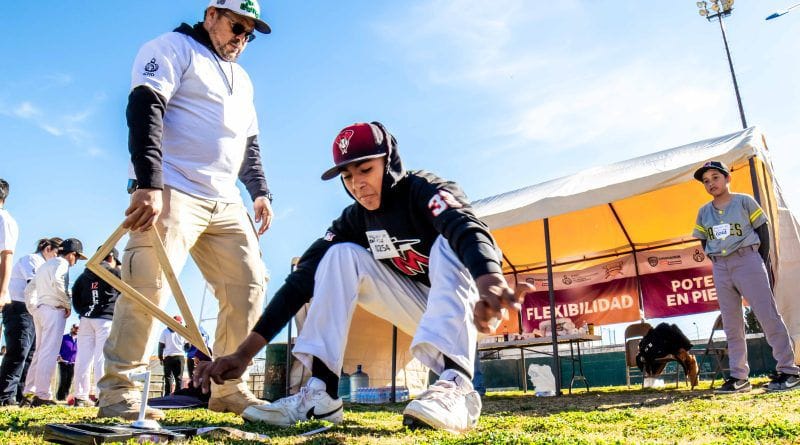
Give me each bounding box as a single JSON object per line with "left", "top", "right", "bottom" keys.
{"left": 73, "top": 317, "right": 113, "bottom": 400}
{"left": 292, "top": 236, "right": 478, "bottom": 378}
{"left": 25, "top": 304, "right": 67, "bottom": 400}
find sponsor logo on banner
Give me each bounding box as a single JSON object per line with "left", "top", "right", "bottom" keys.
{"left": 646, "top": 254, "right": 684, "bottom": 268}
{"left": 603, "top": 261, "right": 624, "bottom": 279}
{"left": 693, "top": 249, "right": 705, "bottom": 263}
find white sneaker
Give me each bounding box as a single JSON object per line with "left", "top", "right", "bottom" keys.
{"left": 242, "top": 377, "right": 343, "bottom": 426}
{"left": 402, "top": 369, "right": 482, "bottom": 433}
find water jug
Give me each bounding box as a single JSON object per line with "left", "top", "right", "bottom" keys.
{"left": 350, "top": 364, "right": 369, "bottom": 402}
{"left": 338, "top": 369, "right": 351, "bottom": 401}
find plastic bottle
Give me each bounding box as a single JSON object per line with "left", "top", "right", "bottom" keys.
{"left": 350, "top": 365, "right": 369, "bottom": 403}
{"left": 338, "top": 368, "right": 351, "bottom": 402}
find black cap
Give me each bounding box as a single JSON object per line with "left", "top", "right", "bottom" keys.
{"left": 693, "top": 160, "right": 730, "bottom": 181}
{"left": 97, "top": 245, "right": 119, "bottom": 263}
{"left": 61, "top": 238, "right": 87, "bottom": 260}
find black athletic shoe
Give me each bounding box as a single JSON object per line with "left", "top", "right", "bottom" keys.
{"left": 0, "top": 398, "right": 18, "bottom": 407}
{"left": 30, "top": 396, "right": 57, "bottom": 407}
{"left": 766, "top": 372, "right": 800, "bottom": 392}
{"left": 714, "top": 377, "right": 751, "bottom": 394}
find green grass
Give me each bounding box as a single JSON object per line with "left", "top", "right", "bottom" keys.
{"left": 3, "top": 378, "right": 799, "bottom": 444}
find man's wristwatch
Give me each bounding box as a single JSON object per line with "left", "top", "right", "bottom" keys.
{"left": 264, "top": 192, "right": 273, "bottom": 203}
{"left": 127, "top": 179, "right": 138, "bottom": 194}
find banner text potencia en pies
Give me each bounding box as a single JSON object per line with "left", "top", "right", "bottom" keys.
{"left": 512, "top": 245, "right": 718, "bottom": 333}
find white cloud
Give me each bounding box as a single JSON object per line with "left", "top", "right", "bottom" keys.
{"left": 4, "top": 100, "right": 102, "bottom": 155}
{"left": 14, "top": 102, "right": 40, "bottom": 119}
{"left": 375, "top": 0, "right": 573, "bottom": 88}
{"left": 505, "top": 60, "right": 732, "bottom": 152}
{"left": 377, "top": 0, "right": 736, "bottom": 160}
{"left": 41, "top": 124, "right": 63, "bottom": 136}
{"left": 86, "top": 146, "right": 105, "bottom": 158}
{"left": 274, "top": 207, "right": 296, "bottom": 221}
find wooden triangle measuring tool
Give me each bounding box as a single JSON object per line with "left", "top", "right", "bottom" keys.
{"left": 86, "top": 223, "right": 212, "bottom": 358}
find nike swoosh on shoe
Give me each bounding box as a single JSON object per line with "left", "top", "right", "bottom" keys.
{"left": 306, "top": 405, "right": 342, "bottom": 420}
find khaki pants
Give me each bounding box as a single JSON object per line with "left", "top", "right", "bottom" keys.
{"left": 99, "top": 187, "right": 267, "bottom": 406}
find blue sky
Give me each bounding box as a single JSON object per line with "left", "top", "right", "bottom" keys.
{"left": 1, "top": 1, "right": 798, "bottom": 350}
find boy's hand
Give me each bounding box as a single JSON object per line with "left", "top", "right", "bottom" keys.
{"left": 473, "top": 273, "right": 535, "bottom": 333}
{"left": 193, "top": 352, "right": 250, "bottom": 393}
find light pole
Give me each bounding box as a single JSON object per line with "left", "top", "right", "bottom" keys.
{"left": 692, "top": 322, "right": 700, "bottom": 341}
{"left": 696, "top": 0, "right": 747, "bottom": 129}
{"left": 766, "top": 2, "right": 800, "bottom": 20}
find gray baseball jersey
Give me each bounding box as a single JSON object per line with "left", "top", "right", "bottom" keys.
{"left": 692, "top": 193, "right": 766, "bottom": 256}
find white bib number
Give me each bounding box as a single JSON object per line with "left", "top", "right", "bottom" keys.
{"left": 712, "top": 223, "right": 731, "bottom": 240}
{"left": 366, "top": 230, "right": 400, "bottom": 259}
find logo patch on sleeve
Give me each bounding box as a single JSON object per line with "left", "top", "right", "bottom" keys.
{"left": 324, "top": 231, "right": 336, "bottom": 242}
{"left": 427, "top": 190, "right": 462, "bottom": 217}
{"left": 143, "top": 58, "right": 159, "bottom": 77}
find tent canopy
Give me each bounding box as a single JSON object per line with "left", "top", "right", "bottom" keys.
{"left": 472, "top": 127, "right": 778, "bottom": 274}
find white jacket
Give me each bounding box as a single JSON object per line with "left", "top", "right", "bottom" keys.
{"left": 25, "top": 257, "right": 71, "bottom": 311}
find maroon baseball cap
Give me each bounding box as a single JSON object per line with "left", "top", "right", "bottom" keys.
{"left": 321, "top": 123, "right": 388, "bottom": 180}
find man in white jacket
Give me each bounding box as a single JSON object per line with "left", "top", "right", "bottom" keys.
{"left": 23, "top": 238, "right": 86, "bottom": 406}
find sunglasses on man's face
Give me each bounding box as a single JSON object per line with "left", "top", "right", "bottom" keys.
{"left": 221, "top": 10, "right": 256, "bottom": 42}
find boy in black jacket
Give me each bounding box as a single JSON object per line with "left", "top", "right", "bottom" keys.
{"left": 71, "top": 248, "right": 120, "bottom": 406}
{"left": 196, "top": 121, "right": 527, "bottom": 433}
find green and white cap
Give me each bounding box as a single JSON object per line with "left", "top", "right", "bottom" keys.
{"left": 208, "top": 0, "right": 271, "bottom": 34}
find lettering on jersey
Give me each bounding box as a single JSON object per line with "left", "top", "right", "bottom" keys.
{"left": 427, "top": 190, "right": 462, "bottom": 217}
{"left": 704, "top": 223, "right": 742, "bottom": 240}
{"left": 143, "top": 58, "right": 159, "bottom": 77}
{"left": 336, "top": 130, "right": 355, "bottom": 155}
{"left": 324, "top": 231, "right": 335, "bottom": 242}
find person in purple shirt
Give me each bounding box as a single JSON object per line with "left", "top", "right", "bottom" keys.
{"left": 56, "top": 324, "right": 78, "bottom": 401}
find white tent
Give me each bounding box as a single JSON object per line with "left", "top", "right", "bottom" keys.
{"left": 472, "top": 127, "right": 800, "bottom": 354}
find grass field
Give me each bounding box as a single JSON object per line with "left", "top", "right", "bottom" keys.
{"left": 2, "top": 377, "right": 799, "bottom": 444}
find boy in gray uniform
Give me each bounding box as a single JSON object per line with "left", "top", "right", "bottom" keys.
{"left": 692, "top": 160, "right": 799, "bottom": 393}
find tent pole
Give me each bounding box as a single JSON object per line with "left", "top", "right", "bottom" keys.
{"left": 748, "top": 157, "right": 762, "bottom": 206}
{"left": 391, "top": 326, "right": 397, "bottom": 402}
{"left": 543, "top": 218, "right": 562, "bottom": 394}
{"left": 759, "top": 161, "right": 774, "bottom": 221}
{"left": 285, "top": 318, "right": 292, "bottom": 397}
{"left": 286, "top": 257, "right": 300, "bottom": 397}
{"left": 609, "top": 203, "right": 645, "bottom": 319}
{"left": 502, "top": 253, "right": 525, "bottom": 334}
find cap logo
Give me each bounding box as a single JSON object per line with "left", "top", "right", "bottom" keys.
{"left": 239, "top": 0, "right": 260, "bottom": 18}
{"left": 337, "top": 130, "right": 355, "bottom": 155}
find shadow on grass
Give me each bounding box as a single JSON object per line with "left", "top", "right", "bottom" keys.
{"left": 481, "top": 386, "right": 718, "bottom": 417}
